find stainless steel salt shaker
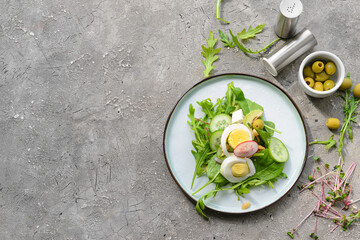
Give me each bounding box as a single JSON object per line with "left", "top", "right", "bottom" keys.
{"left": 275, "top": 0, "right": 303, "bottom": 38}
{"left": 262, "top": 29, "right": 317, "bottom": 76}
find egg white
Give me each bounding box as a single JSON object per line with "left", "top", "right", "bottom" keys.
{"left": 220, "top": 155, "right": 256, "bottom": 183}
{"left": 220, "top": 124, "right": 253, "bottom": 157}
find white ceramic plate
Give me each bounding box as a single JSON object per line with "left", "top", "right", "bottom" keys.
{"left": 163, "top": 74, "right": 308, "bottom": 214}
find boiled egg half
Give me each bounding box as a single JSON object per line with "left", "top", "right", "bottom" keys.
{"left": 220, "top": 155, "right": 256, "bottom": 183}
{"left": 221, "top": 123, "right": 253, "bottom": 157}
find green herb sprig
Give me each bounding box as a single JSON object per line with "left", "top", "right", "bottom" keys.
{"left": 237, "top": 24, "right": 266, "bottom": 40}
{"left": 218, "top": 29, "right": 235, "bottom": 48}
{"left": 338, "top": 88, "right": 360, "bottom": 163}
{"left": 201, "top": 31, "right": 221, "bottom": 78}
{"left": 309, "top": 135, "right": 337, "bottom": 150}
{"left": 229, "top": 29, "right": 280, "bottom": 54}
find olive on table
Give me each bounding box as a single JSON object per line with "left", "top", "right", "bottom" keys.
{"left": 252, "top": 119, "right": 264, "bottom": 130}
{"left": 315, "top": 71, "right": 330, "bottom": 82}
{"left": 325, "top": 62, "right": 336, "bottom": 75}
{"left": 323, "top": 80, "right": 335, "bottom": 91}
{"left": 326, "top": 118, "right": 341, "bottom": 130}
{"left": 339, "top": 77, "right": 352, "bottom": 90}
{"left": 304, "top": 77, "right": 315, "bottom": 88}
{"left": 303, "top": 65, "right": 315, "bottom": 78}
{"left": 314, "top": 82, "right": 324, "bottom": 91}
{"left": 312, "top": 61, "right": 325, "bottom": 73}
{"left": 353, "top": 83, "right": 360, "bottom": 98}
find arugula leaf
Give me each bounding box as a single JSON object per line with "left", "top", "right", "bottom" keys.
{"left": 229, "top": 29, "right": 280, "bottom": 54}
{"left": 309, "top": 135, "right": 337, "bottom": 150}
{"left": 191, "top": 144, "right": 211, "bottom": 189}
{"left": 201, "top": 31, "right": 221, "bottom": 78}
{"left": 195, "top": 188, "right": 220, "bottom": 219}
{"left": 187, "top": 104, "right": 209, "bottom": 151}
{"left": 237, "top": 24, "right": 266, "bottom": 40}
{"left": 228, "top": 83, "right": 250, "bottom": 115}
{"left": 224, "top": 82, "right": 236, "bottom": 114}
{"left": 218, "top": 29, "right": 235, "bottom": 48}
{"left": 197, "top": 98, "right": 216, "bottom": 120}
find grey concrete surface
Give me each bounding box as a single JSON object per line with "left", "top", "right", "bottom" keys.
{"left": 1, "top": 0, "right": 360, "bottom": 239}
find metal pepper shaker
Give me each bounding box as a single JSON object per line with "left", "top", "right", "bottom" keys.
{"left": 275, "top": 0, "right": 303, "bottom": 39}
{"left": 262, "top": 29, "right": 317, "bottom": 76}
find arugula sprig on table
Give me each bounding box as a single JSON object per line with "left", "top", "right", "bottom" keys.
{"left": 229, "top": 29, "right": 280, "bottom": 54}
{"left": 219, "top": 24, "right": 279, "bottom": 54}
{"left": 237, "top": 24, "right": 266, "bottom": 39}
{"left": 309, "top": 135, "right": 337, "bottom": 150}
{"left": 338, "top": 88, "right": 360, "bottom": 163}
{"left": 201, "top": 31, "right": 221, "bottom": 78}
{"left": 218, "top": 29, "right": 235, "bottom": 48}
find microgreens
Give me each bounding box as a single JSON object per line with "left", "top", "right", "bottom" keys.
{"left": 288, "top": 159, "right": 359, "bottom": 238}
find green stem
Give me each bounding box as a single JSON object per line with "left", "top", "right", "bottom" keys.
{"left": 192, "top": 171, "right": 220, "bottom": 195}
{"left": 216, "top": 0, "right": 230, "bottom": 24}
{"left": 264, "top": 123, "right": 282, "bottom": 134}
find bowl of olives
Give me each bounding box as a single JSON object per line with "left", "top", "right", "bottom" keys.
{"left": 298, "top": 51, "right": 345, "bottom": 98}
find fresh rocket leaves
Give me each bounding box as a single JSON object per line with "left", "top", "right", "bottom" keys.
{"left": 201, "top": 31, "right": 221, "bottom": 78}
{"left": 238, "top": 24, "right": 266, "bottom": 40}
{"left": 205, "top": 24, "right": 278, "bottom": 78}
{"left": 219, "top": 29, "right": 235, "bottom": 48}
{"left": 188, "top": 82, "right": 287, "bottom": 219}
{"left": 229, "top": 29, "right": 280, "bottom": 54}
{"left": 309, "top": 135, "right": 337, "bottom": 150}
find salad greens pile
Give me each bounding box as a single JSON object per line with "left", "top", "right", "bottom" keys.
{"left": 188, "top": 82, "right": 288, "bottom": 219}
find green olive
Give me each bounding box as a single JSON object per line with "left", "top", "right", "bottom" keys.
{"left": 326, "top": 118, "right": 341, "bottom": 130}
{"left": 312, "top": 61, "right": 325, "bottom": 73}
{"left": 304, "top": 77, "right": 315, "bottom": 88}
{"left": 303, "top": 65, "right": 315, "bottom": 78}
{"left": 323, "top": 80, "right": 335, "bottom": 91}
{"left": 353, "top": 83, "right": 360, "bottom": 98}
{"left": 314, "top": 82, "right": 324, "bottom": 91}
{"left": 252, "top": 119, "right": 264, "bottom": 130}
{"left": 339, "top": 78, "right": 352, "bottom": 90}
{"left": 315, "top": 71, "right": 330, "bottom": 82}
{"left": 325, "top": 62, "right": 336, "bottom": 75}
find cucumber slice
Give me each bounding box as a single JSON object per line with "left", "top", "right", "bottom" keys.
{"left": 210, "top": 130, "right": 223, "bottom": 151}
{"left": 209, "top": 114, "right": 232, "bottom": 132}
{"left": 269, "top": 137, "right": 289, "bottom": 162}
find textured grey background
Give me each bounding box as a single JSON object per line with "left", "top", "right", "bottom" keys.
{"left": 1, "top": 0, "right": 360, "bottom": 239}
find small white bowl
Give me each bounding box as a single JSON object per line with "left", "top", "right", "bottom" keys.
{"left": 298, "top": 51, "right": 345, "bottom": 98}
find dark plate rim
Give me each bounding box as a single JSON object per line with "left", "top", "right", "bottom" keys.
{"left": 162, "top": 73, "right": 309, "bottom": 215}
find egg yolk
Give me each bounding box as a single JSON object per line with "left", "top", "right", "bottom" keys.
{"left": 227, "top": 129, "right": 251, "bottom": 149}
{"left": 231, "top": 163, "right": 250, "bottom": 177}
